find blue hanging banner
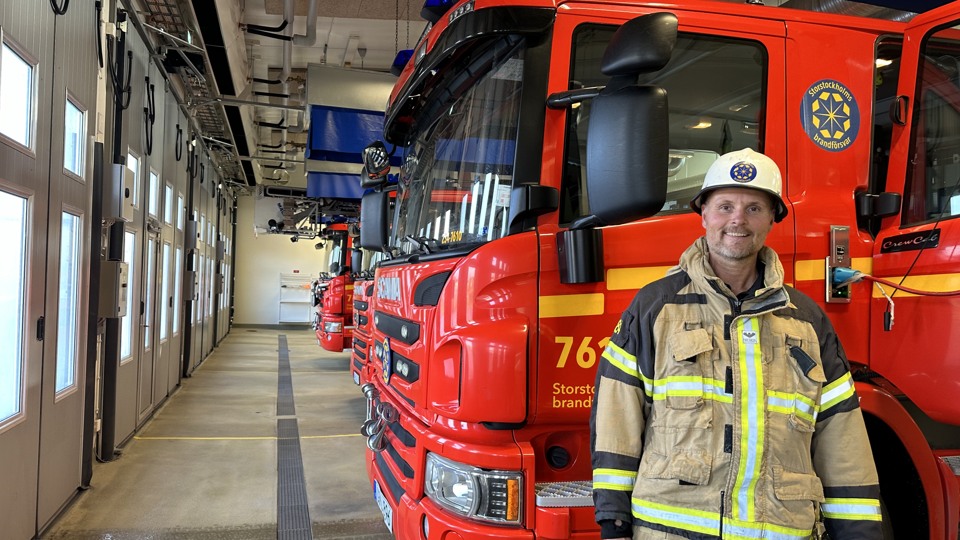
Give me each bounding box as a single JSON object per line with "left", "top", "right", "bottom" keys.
{"left": 306, "top": 106, "right": 402, "bottom": 165}
{"left": 306, "top": 172, "right": 367, "bottom": 200}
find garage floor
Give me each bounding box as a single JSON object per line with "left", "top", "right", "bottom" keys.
{"left": 44, "top": 327, "right": 392, "bottom": 539}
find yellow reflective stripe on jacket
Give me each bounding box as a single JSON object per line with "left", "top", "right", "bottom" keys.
{"left": 593, "top": 468, "right": 637, "bottom": 491}
{"left": 820, "top": 371, "right": 855, "bottom": 412}
{"left": 767, "top": 390, "right": 818, "bottom": 423}
{"left": 724, "top": 518, "right": 814, "bottom": 539}
{"left": 631, "top": 498, "right": 813, "bottom": 539}
{"left": 632, "top": 497, "right": 720, "bottom": 535}
{"left": 602, "top": 341, "right": 639, "bottom": 378}
{"left": 649, "top": 376, "right": 733, "bottom": 403}
{"left": 821, "top": 498, "right": 882, "bottom": 521}
{"left": 733, "top": 317, "right": 764, "bottom": 523}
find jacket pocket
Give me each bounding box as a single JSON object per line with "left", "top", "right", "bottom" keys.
{"left": 639, "top": 449, "right": 713, "bottom": 486}
{"left": 655, "top": 328, "right": 715, "bottom": 427}
{"left": 783, "top": 338, "right": 827, "bottom": 432}
{"left": 773, "top": 463, "right": 824, "bottom": 502}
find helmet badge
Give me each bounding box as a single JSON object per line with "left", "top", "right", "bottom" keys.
{"left": 730, "top": 161, "right": 758, "bottom": 183}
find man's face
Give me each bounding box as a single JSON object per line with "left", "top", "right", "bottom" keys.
{"left": 701, "top": 187, "right": 775, "bottom": 263}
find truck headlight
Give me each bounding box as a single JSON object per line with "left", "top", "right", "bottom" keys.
{"left": 323, "top": 321, "right": 342, "bottom": 333}
{"left": 424, "top": 453, "right": 522, "bottom": 525}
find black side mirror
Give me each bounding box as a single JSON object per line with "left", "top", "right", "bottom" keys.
{"left": 359, "top": 188, "right": 392, "bottom": 252}
{"left": 361, "top": 141, "right": 392, "bottom": 188}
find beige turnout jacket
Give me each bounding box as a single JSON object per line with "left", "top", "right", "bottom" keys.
{"left": 591, "top": 238, "right": 881, "bottom": 539}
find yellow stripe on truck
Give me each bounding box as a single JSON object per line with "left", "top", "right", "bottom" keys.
{"left": 794, "top": 257, "right": 872, "bottom": 281}
{"left": 606, "top": 266, "right": 673, "bottom": 291}
{"left": 539, "top": 293, "right": 604, "bottom": 318}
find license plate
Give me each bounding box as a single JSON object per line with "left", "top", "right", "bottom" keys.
{"left": 353, "top": 371, "right": 360, "bottom": 385}
{"left": 373, "top": 480, "right": 393, "bottom": 533}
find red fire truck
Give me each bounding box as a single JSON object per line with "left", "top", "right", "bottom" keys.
{"left": 351, "top": 276, "right": 376, "bottom": 385}
{"left": 357, "top": 0, "right": 960, "bottom": 538}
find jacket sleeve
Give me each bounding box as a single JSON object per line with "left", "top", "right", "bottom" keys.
{"left": 590, "top": 298, "right": 651, "bottom": 536}
{"left": 810, "top": 312, "right": 883, "bottom": 539}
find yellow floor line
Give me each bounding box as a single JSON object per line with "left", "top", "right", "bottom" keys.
{"left": 134, "top": 433, "right": 364, "bottom": 441}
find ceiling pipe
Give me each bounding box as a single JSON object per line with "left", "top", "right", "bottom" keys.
{"left": 293, "top": 0, "right": 319, "bottom": 46}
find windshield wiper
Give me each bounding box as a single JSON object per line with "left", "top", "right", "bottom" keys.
{"left": 404, "top": 235, "right": 439, "bottom": 254}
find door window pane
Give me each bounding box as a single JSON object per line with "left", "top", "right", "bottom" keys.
{"left": 177, "top": 194, "right": 184, "bottom": 230}
{"left": 56, "top": 212, "right": 81, "bottom": 394}
{"left": 160, "top": 243, "right": 170, "bottom": 341}
{"left": 126, "top": 153, "right": 140, "bottom": 209}
{"left": 148, "top": 171, "right": 159, "bottom": 217}
{"left": 63, "top": 98, "right": 86, "bottom": 177}
{"left": 173, "top": 247, "right": 182, "bottom": 333}
{"left": 121, "top": 231, "right": 136, "bottom": 362}
{"left": 0, "top": 191, "right": 27, "bottom": 424}
{"left": 0, "top": 42, "right": 34, "bottom": 148}
{"left": 164, "top": 184, "right": 173, "bottom": 224}
{"left": 904, "top": 27, "right": 960, "bottom": 225}
{"left": 145, "top": 239, "right": 155, "bottom": 348}
{"left": 196, "top": 255, "right": 204, "bottom": 323}
{"left": 561, "top": 27, "right": 767, "bottom": 222}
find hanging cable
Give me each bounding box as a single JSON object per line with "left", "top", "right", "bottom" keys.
{"left": 49, "top": 0, "right": 70, "bottom": 16}
{"left": 144, "top": 77, "right": 156, "bottom": 155}
{"left": 175, "top": 124, "right": 183, "bottom": 161}
{"left": 95, "top": 1, "right": 104, "bottom": 68}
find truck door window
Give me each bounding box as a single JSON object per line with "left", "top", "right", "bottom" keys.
{"left": 561, "top": 25, "right": 767, "bottom": 224}
{"left": 904, "top": 27, "right": 960, "bottom": 226}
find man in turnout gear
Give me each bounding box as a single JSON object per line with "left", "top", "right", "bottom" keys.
{"left": 590, "top": 148, "right": 882, "bottom": 539}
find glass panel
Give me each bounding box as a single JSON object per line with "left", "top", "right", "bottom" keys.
{"left": 200, "top": 215, "right": 205, "bottom": 245}
{"left": 196, "top": 255, "right": 204, "bottom": 323}
{"left": 561, "top": 27, "right": 767, "bottom": 223}
{"left": 56, "top": 212, "right": 81, "bottom": 394}
{"left": 0, "top": 191, "right": 27, "bottom": 424}
{"left": 173, "top": 247, "right": 182, "bottom": 332}
{"left": 0, "top": 43, "right": 33, "bottom": 148}
{"left": 144, "top": 239, "right": 155, "bottom": 349}
{"left": 393, "top": 38, "right": 525, "bottom": 254}
{"left": 177, "top": 195, "right": 184, "bottom": 230}
{"left": 160, "top": 243, "right": 170, "bottom": 340}
{"left": 121, "top": 230, "right": 136, "bottom": 361}
{"left": 903, "top": 27, "right": 960, "bottom": 225}
{"left": 207, "top": 257, "right": 214, "bottom": 317}
{"left": 148, "top": 171, "right": 159, "bottom": 217}
{"left": 63, "top": 99, "right": 85, "bottom": 177}
{"left": 126, "top": 153, "right": 140, "bottom": 208}
{"left": 164, "top": 185, "right": 173, "bottom": 224}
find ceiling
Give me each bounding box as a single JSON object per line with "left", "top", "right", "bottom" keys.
{"left": 128, "top": 0, "right": 927, "bottom": 194}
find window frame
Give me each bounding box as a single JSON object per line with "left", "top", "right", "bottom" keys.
{"left": 0, "top": 181, "right": 33, "bottom": 434}
{"left": 0, "top": 31, "right": 39, "bottom": 155}
{"left": 62, "top": 92, "right": 87, "bottom": 181}
{"left": 126, "top": 151, "right": 141, "bottom": 210}
{"left": 54, "top": 206, "right": 84, "bottom": 400}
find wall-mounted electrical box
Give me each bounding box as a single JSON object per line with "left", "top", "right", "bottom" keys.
{"left": 184, "top": 270, "right": 198, "bottom": 299}
{"left": 216, "top": 239, "right": 225, "bottom": 261}
{"left": 214, "top": 273, "right": 224, "bottom": 294}
{"left": 184, "top": 220, "right": 198, "bottom": 251}
{"left": 104, "top": 163, "right": 134, "bottom": 223}
{"left": 99, "top": 260, "right": 129, "bottom": 318}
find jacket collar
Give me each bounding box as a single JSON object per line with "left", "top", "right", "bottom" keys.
{"left": 675, "top": 237, "right": 791, "bottom": 313}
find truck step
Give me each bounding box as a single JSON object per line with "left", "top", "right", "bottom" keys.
{"left": 535, "top": 480, "right": 594, "bottom": 508}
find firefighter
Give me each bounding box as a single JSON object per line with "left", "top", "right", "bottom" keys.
{"left": 590, "top": 148, "right": 882, "bottom": 539}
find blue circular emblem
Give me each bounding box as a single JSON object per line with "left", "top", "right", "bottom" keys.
{"left": 381, "top": 337, "right": 392, "bottom": 384}
{"left": 801, "top": 79, "right": 860, "bottom": 152}
{"left": 730, "top": 162, "right": 757, "bottom": 183}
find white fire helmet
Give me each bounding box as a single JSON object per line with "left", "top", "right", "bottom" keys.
{"left": 689, "top": 148, "right": 788, "bottom": 223}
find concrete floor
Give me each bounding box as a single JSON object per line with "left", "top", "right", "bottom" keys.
{"left": 44, "top": 327, "right": 392, "bottom": 540}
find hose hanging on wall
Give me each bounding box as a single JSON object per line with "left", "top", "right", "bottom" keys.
{"left": 175, "top": 124, "right": 183, "bottom": 161}
{"left": 143, "top": 77, "right": 156, "bottom": 155}
{"left": 49, "top": 0, "right": 70, "bottom": 15}
{"left": 94, "top": 1, "right": 103, "bottom": 68}
{"left": 106, "top": 33, "right": 133, "bottom": 110}
{"left": 199, "top": 162, "right": 205, "bottom": 184}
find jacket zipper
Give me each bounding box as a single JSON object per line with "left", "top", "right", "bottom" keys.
{"left": 719, "top": 490, "right": 725, "bottom": 538}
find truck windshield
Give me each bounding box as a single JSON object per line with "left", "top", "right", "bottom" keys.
{"left": 392, "top": 38, "right": 525, "bottom": 255}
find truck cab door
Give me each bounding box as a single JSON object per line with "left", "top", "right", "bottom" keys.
{"left": 871, "top": 4, "right": 960, "bottom": 425}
